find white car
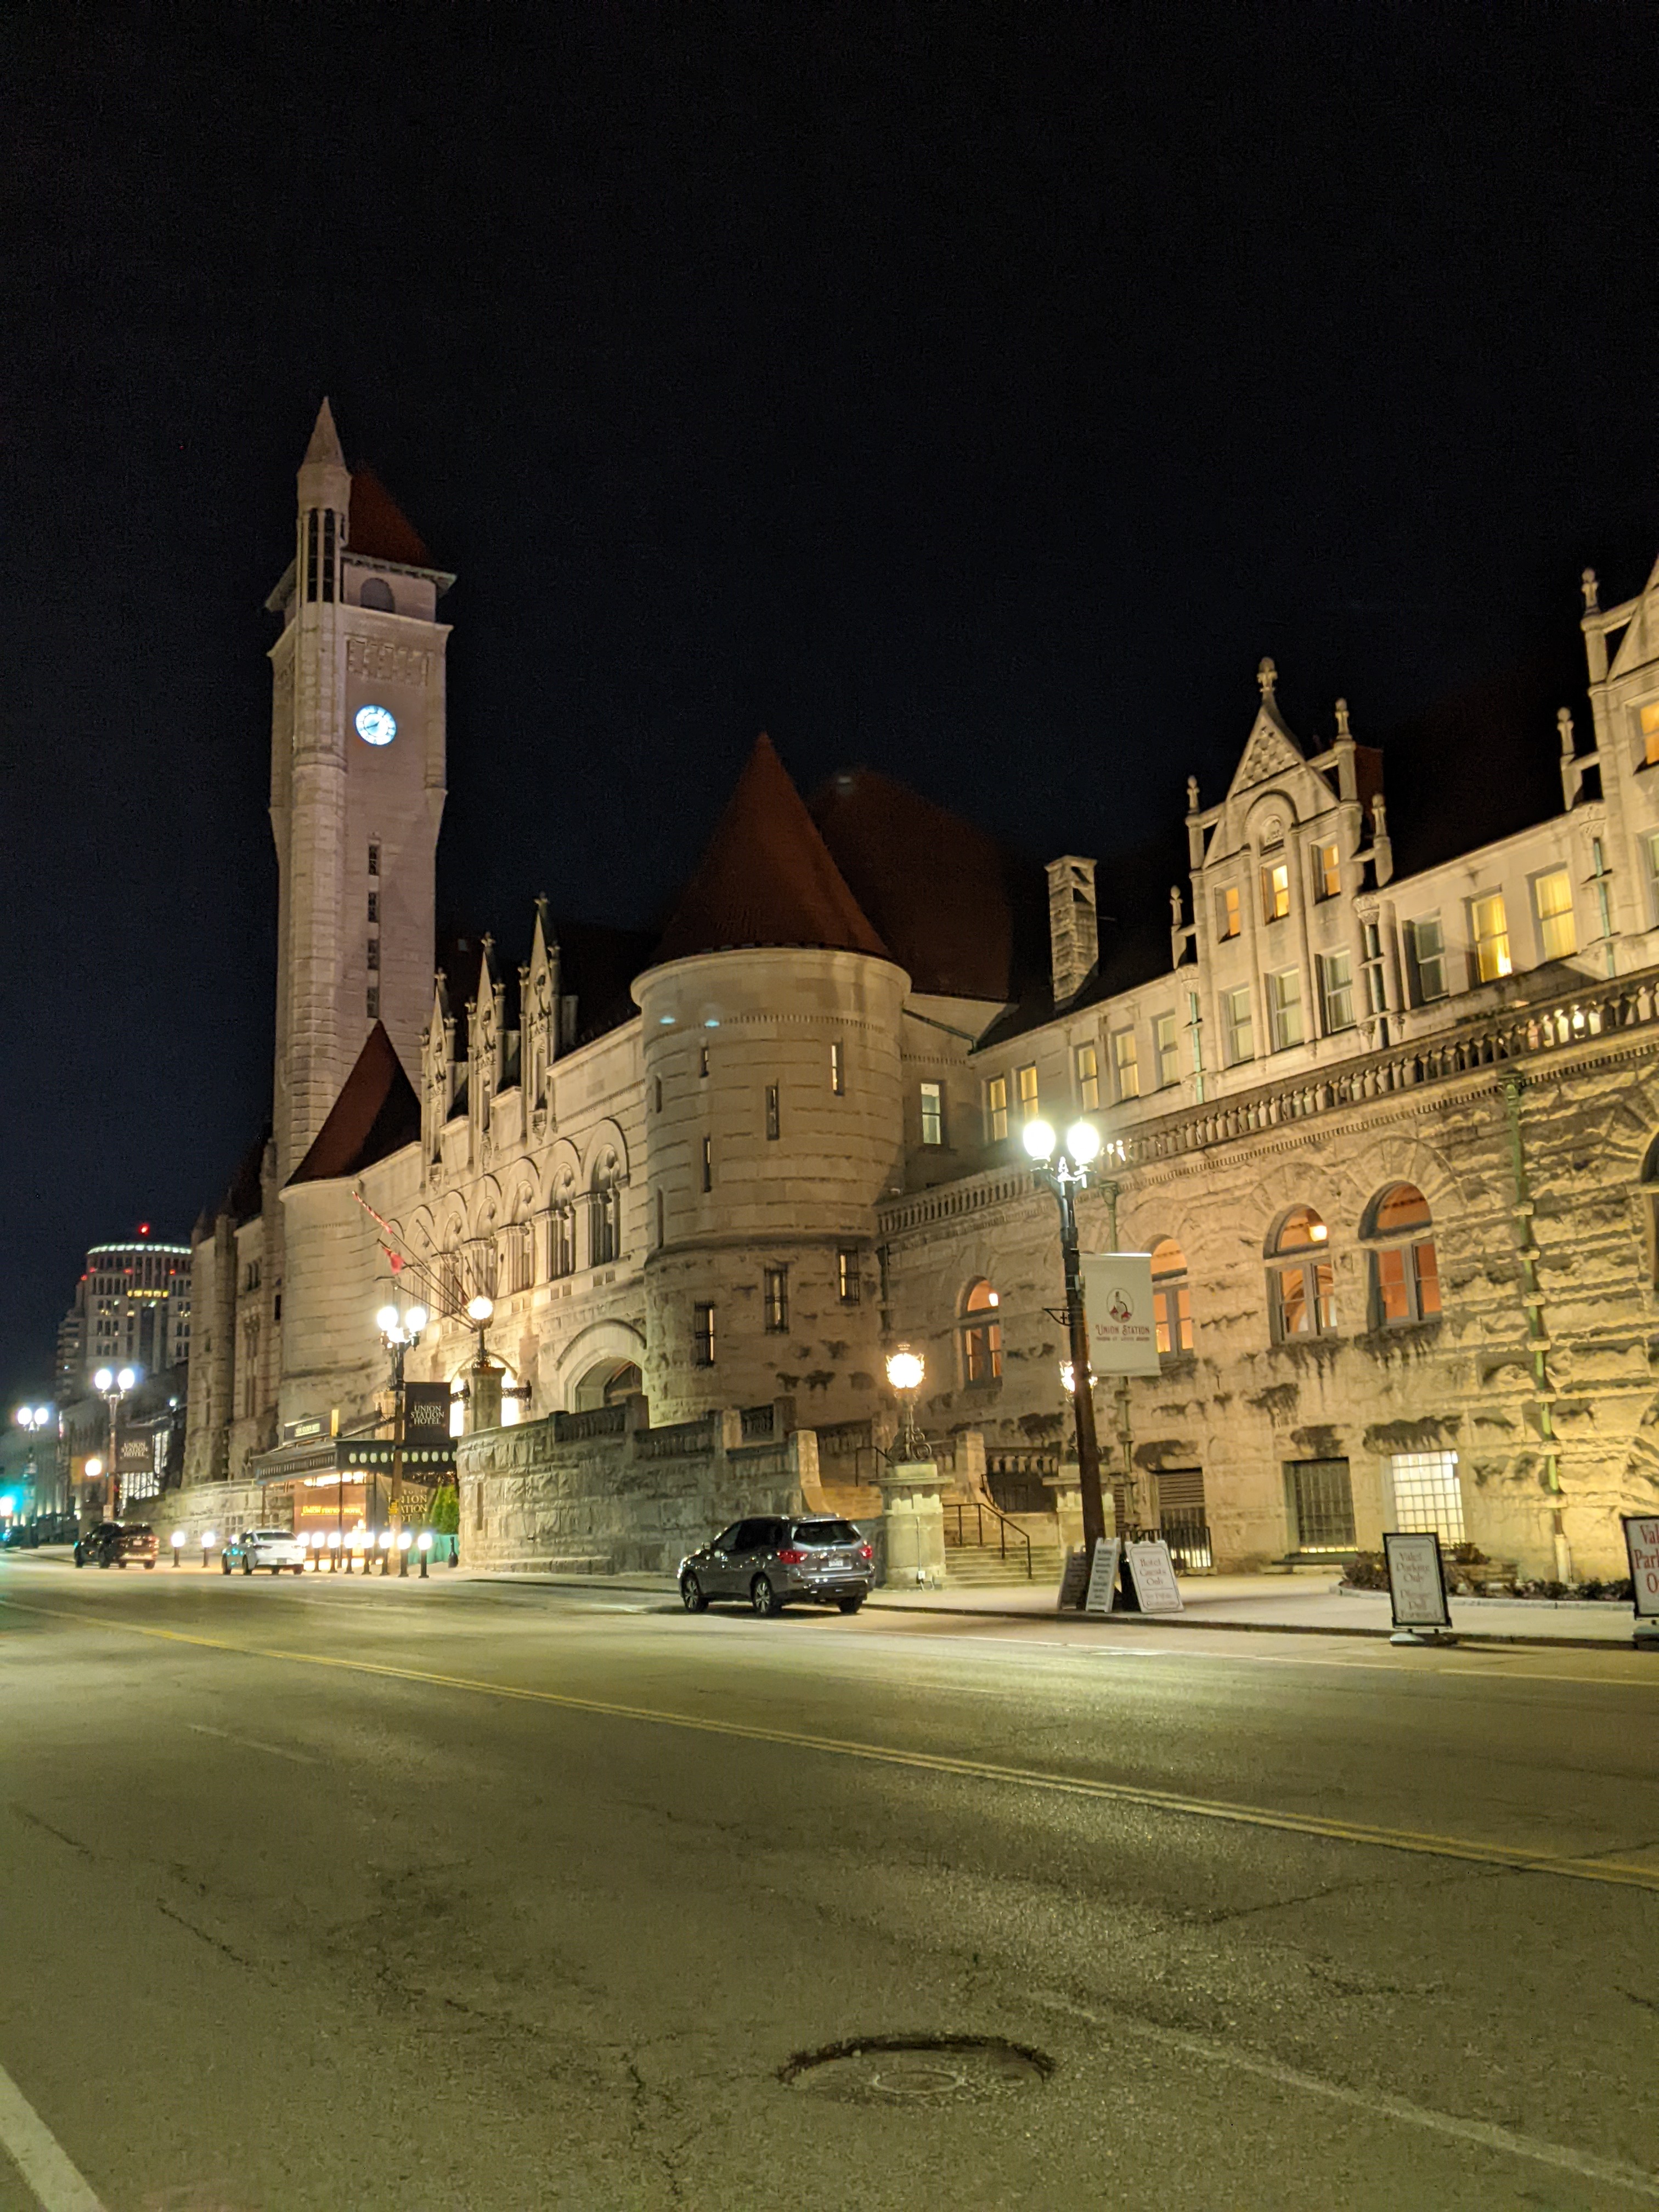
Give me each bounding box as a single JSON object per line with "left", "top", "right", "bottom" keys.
{"left": 223, "top": 1526, "right": 308, "bottom": 1575}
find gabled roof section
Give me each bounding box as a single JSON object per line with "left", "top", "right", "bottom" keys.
{"left": 1608, "top": 553, "right": 1659, "bottom": 681}
{"left": 1226, "top": 657, "right": 1305, "bottom": 797}
{"left": 655, "top": 734, "right": 888, "bottom": 966}
{"left": 348, "top": 465, "right": 433, "bottom": 568}
{"left": 303, "top": 397, "right": 345, "bottom": 469}
{"left": 289, "top": 1024, "right": 421, "bottom": 1186}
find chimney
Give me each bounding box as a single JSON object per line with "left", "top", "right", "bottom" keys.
{"left": 1046, "top": 856, "right": 1099, "bottom": 1006}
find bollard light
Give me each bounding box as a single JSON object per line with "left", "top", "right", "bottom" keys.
{"left": 201, "top": 1530, "right": 216, "bottom": 1568}
{"left": 417, "top": 1528, "right": 432, "bottom": 1578}
{"left": 171, "top": 1530, "right": 185, "bottom": 1566}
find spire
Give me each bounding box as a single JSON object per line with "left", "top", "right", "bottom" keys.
{"left": 303, "top": 398, "right": 345, "bottom": 470}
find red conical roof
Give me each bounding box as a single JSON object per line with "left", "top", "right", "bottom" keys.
{"left": 348, "top": 466, "right": 432, "bottom": 567}
{"left": 289, "top": 1024, "right": 421, "bottom": 1185}
{"left": 655, "top": 734, "right": 888, "bottom": 965}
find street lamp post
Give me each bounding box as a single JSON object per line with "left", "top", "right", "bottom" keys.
{"left": 885, "top": 1349, "right": 926, "bottom": 1462}
{"left": 1023, "top": 1118, "right": 1109, "bottom": 1580}
{"left": 13, "top": 1404, "right": 54, "bottom": 1524}
{"left": 375, "top": 1301, "right": 428, "bottom": 1548}
{"left": 91, "top": 1367, "right": 137, "bottom": 1520}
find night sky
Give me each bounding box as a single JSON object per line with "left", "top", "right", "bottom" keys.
{"left": 3, "top": 5, "right": 1657, "bottom": 1404}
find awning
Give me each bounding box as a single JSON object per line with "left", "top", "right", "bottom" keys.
{"left": 247, "top": 1438, "right": 343, "bottom": 1484}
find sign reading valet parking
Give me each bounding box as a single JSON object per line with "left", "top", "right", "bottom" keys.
{"left": 1080, "top": 1254, "right": 1160, "bottom": 1377}
{"left": 1622, "top": 1515, "right": 1659, "bottom": 1647}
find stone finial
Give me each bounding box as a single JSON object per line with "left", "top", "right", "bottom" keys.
{"left": 1582, "top": 567, "right": 1600, "bottom": 613}
{"left": 1334, "top": 697, "right": 1351, "bottom": 738}
{"left": 1372, "top": 793, "right": 1388, "bottom": 836}
{"left": 1186, "top": 774, "right": 1200, "bottom": 813}
{"left": 1170, "top": 885, "right": 1184, "bottom": 925}
{"left": 1557, "top": 706, "right": 1575, "bottom": 758}
{"left": 1257, "top": 656, "right": 1277, "bottom": 701}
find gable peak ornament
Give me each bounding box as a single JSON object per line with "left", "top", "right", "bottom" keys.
{"left": 1334, "top": 697, "right": 1351, "bottom": 739}
{"left": 1257, "top": 656, "right": 1277, "bottom": 701}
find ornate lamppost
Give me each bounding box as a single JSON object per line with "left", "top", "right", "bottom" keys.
{"left": 1022, "top": 1118, "right": 1108, "bottom": 1579}
{"left": 91, "top": 1367, "right": 137, "bottom": 1520}
{"left": 375, "top": 1301, "right": 428, "bottom": 1555}
{"left": 885, "top": 1348, "right": 926, "bottom": 1463}
{"left": 13, "top": 1404, "right": 54, "bottom": 1523}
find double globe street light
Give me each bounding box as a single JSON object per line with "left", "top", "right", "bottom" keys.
{"left": 14, "top": 1403, "right": 55, "bottom": 1519}
{"left": 1022, "top": 1116, "right": 1110, "bottom": 1577}
{"left": 374, "top": 1304, "right": 429, "bottom": 1564}
{"left": 91, "top": 1365, "right": 137, "bottom": 1520}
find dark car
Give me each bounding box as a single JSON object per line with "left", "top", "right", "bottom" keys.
{"left": 73, "top": 1521, "right": 159, "bottom": 1570}
{"left": 679, "top": 1515, "right": 875, "bottom": 1616}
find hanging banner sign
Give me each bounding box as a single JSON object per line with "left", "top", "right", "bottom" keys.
{"left": 1080, "top": 1253, "right": 1161, "bottom": 1376}
{"left": 403, "top": 1383, "right": 453, "bottom": 1436}
{"left": 1621, "top": 1515, "right": 1659, "bottom": 1627}
{"left": 1384, "top": 1531, "right": 1452, "bottom": 1629}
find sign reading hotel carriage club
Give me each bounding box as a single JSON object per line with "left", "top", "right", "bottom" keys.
{"left": 1079, "top": 1254, "right": 1161, "bottom": 1377}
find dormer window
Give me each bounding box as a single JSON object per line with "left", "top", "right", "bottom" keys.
{"left": 1260, "top": 861, "right": 1291, "bottom": 923}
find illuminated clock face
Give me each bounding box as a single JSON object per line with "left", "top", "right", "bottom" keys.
{"left": 355, "top": 703, "right": 397, "bottom": 748}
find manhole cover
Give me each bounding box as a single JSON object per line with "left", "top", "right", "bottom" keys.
{"left": 780, "top": 2035, "right": 1052, "bottom": 2106}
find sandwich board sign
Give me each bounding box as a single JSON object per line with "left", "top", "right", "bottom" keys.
{"left": 1125, "top": 1536, "right": 1183, "bottom": 1614}
{"left": 1084, "top": 1536, "right": 1123, "bottom": 1615}
{"left": 1384, "top": 1530, "right": 1455, "bottom": 1644}
{"left": 1080, "top": 1254, "right": 1161, "bottom": 1377}
{"left": 1621, "top": 1515, "right": 1659, "bottom": 1647}
{"left": 1057, "top": 1547, "right": 1091, "bottom": 1611}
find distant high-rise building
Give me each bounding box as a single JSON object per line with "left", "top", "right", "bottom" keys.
{"left": 62, "top": 1230, "right": 191, "bottom": 1395}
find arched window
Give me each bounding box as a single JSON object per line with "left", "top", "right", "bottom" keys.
{"left": 1150, "top": 1238, "right": 1193, "bottom": 1355}
{"left": 1364, "top": 1183, "right": 1441, "bottom": 1327}
{"left": 590, "top": 1153, "right": 620, "bottom": 1267}
{"left": 1267, "top": 1205, "right": 1335, "bottom": 1341}
{"left": 549, "top": 1177, "right": 576, "bottom": 1279}
{"left": 960, "top": 1279, "right": 1003, "bottom": 1383}
{"left": 359, "top": 575, "right": 395, "bottom": 612}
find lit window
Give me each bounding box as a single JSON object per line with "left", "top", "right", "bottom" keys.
{"left": 1268, "top": 1206, "right": 1335, "bottom": 1341}
{"left": 1408, "top": 915, "right": 1446, "bottom": 1002}
{"left": 1261, "top": 862, "right": 1291, "bottom": 924}
{"left": 1110, "top": 1028, "right": 1139, "bottom": 1100}
{"left": 830, "top": 1041, "right": 845, "bottom": 1096}
{"left": 1314, "top": 843, "right": 1341, "bottom": 900}
{"left": 765, "top": 1084, "right": 780, "bottom": 1141}
{"left": 1365, "top": 1183, "right": 1441, "bottom": 1327}
{"left": 1318, "top": 950, "right": 1354, "bottom": 1034}
{"left": 837, "top": 1247, "right": 861, "bottom": 1305}
{"left": 1017, "top": 1064, "right": 1039, "bottom": 1121}
{"left": 1532, "top": 869, "right": 1576, "bottom": 961}
{"left": 1217, "top": 886, "right": 1242, "bottom": 940}
{"left": 961, "top": 1279, "right": 1002, "bottom": 1383}
{"left": 985, "top": 1076, "right": 1008, "bottom": 1141}
{"left": 1075, "top": 1043, "right": 1099, "bottom": 1112}
{"left": 1647, "top": 834, "right": 1659, "bottom": 928}
{"left": 1224, "top": 985, "right": 1254, "bottom": 1065}
{"left": 701, "top": 1136, "right": 712, "bottom": 1193}
{"left": 698, "top": 1046, "right": 709, "bottom": 1078}
{"left": 1150, "top": 1238, "right": 1193, "bottom": 1355}
{"left": 919, "top": 1081, "right": 944, "bottom": 1146}
{"left": 1389, "top": 1451, "right": 1464, "bottom": 1544}
{"left": 1643, "top": 701, "right": 1659, "bottom": 767}
{"left": 1153, "top": 1012, "right": 1180, "bottom": 1088}
{"left": 1471, "top": 893, "right": 1513, "bottom": 983}
{"left": 763, "top": 1266, "right": 789, "bottom": 1333}
{"left": 1268, "top": 968, "right": 1304, "bottom": 1050}
{"left": 692, "top": 1302, "right": 715, "bottom": 1367}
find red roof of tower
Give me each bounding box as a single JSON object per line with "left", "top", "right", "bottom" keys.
{"left": 289, "top": 1024, "right": 421, "bottom": 1185}
{"left": 348, "top": 466, "right": 433, "bottom": 567}
{"left": 655, "top": 734, "right": 889, "bottom": 966}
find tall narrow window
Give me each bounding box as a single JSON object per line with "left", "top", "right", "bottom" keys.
{"left": 1268, "top": 1206, "right": 1335, "bottom": 1340}
{"left": 368, "top": 842, "right": 380, "bottom": 877}
{"left": 1017, "top": 1064, "right": 1039, "bottom": 1121}
{"left": 1261, "top": 861, "right": 1291, "bottom": 923}
{"left": 1153, "top": 1012, "right": 1180, "bottom": 1088}
{"left": 1388, "top": 1451, "right": 1465, "bottom": 1543}
{"left": 1318, "top": 950, "right": 1354, "bottom": 1034}
{"left": 1408, "top": 915, "right": 1446, "bottom": 1002}
{"left": 765, "top": 1084, "right": 781, "bottom": 1141}
{"left": 763, "top": 1266, "right": 789, "bottom": 1333}
{"left": 321, "top": 509, "right": 336, "bottom": 601}
{"left": 1150, "top": 1238, "right": 1194, "bottom": 1355}
{"left": 305, "top": 510, "right": 319, "bottom": 602}
{"left": 698, "top": 1045, "right": 709, "bottom": 1078}
{"left": 1643, "top": 701, "right": 1659, "bottom": 767}
{"left": 986, "top": 1076, "right": 1008, "bottom": 1142}
{"left": 1365, "top": 1183, "right": 1441, "bottom": 1327}
{"left": 960, "top": 1280, "right": 1002, "bottom": 1383}
{"left": 591, "top": 1156, "right": 620, "bottom": 1265}
{"left": 1075, "top": 1043, "right": 1100, "bottom": 1111}
{"left": 1470, "top": 893, "right": 1513, "bottom": 982}
{"left": 1314, "top": 843, "right": 1341, "bottom": 900}
{"left": 655, "top": 1189, "right": 665, "bottom": 1248}
{"left": 1532, "top": 869, "right": 1576, "bottom": 961}
{"left": 367, "top": 891, "right": 379, "bottom": 923}
{"left": 837, "top": 1246, "right": 861, "bottom": 1305}
{"left": 701, "top": 1136, "right": 712, "bottom": 1192}
{"left": 692, "top": 1302, "right": 716, "bottom": 1366}
{"left": 1268, "top": 969, "right": 1303, "bottom": 1049}
{"left": 653, "top": 1076, "right": 663, "bottom": 1112}
{"left": 366, "top": 987, "right": 379, "bottom": 1019}
{"left": 1110, "top": 1027, "right": 1140, "bottom": 1099}
{"left": 919, "top": 1081, "right": 944, "bottom": 1146}
{"left": 366, "top": 939, "right": 379, "bottom": 970}
{"left": 1217, "top": 885, "right": 1242, "bottom": 940}
{"left": 550, "top": 1191, "right": 575, "bottom": 1279}
{"left": 1223, "top": 985, "right": 1254, "bottom": 1065}
{"left": 830, "top": 1041, "right": 844, "bottom": 1095}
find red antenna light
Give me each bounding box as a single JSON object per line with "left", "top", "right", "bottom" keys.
{"left": 138, "top": 1222, "right": 150, "bottom": 1236}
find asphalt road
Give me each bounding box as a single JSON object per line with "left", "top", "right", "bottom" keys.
{"left": 1, "top": 1559, "right": 1656, "bottom": 2212}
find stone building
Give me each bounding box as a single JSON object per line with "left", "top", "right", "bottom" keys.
{"left": 185, "top": 406, "right": 1659, "bottom": 1580}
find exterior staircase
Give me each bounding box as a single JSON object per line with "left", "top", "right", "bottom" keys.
{"left": 940, "top": 1500, "right": 1063, "bottom": 1588}
{"left": 943, "top": 1540, "right": 1063, "bottom": 1588}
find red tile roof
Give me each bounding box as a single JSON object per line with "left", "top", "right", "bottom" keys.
{"left": 289, "top": 1024, "right": 421, "bottom": 1185}
{"left": 348, "top": 466, "right": 432, "bottom": 567}
{"left": 655, "top": 734, "right": 889, "bottom": 964}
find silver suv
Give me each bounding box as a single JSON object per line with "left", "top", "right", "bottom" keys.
{"left": 679, "top": 1516, "right": 874, "bottom": 1616}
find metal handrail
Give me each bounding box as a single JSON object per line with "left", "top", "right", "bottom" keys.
{"left": 942, "top": 1498, "right": 1035, "bottom": 1579}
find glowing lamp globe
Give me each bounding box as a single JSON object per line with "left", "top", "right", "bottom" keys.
{"left": 886, "top": 1350, "right": 924, "bottom": 1392}
{"left": 1022, "top": 1119, "right": 1057, "bottom": 1163}
{"left": 1065, "top": 1120, "right": 1101, "bottom": 1165}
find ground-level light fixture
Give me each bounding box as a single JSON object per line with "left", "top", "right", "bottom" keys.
{"left": 171, "top": 1530, "right": 184, "bottom": 1564}
{"left": 200, "top": 1530, "right": 216, "bottom": 1567}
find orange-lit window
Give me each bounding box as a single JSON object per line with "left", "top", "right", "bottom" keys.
{"left": 961, "top": 1279, "right": 1003, "bottom": 1383}
{"left": 1267, "top": 1206, "right": 1335, "bottom": 1341}
{"left": 1150, "top": 1238, "right": 1193, "bottom": 1355}
{"left": 1217, "top": 885, "right": 1242, "bottom": 940}
{"left": 1365, "top": 1184, "right": 1442, "bottom": 1327}
{"left": 1261, "top": 862, "right": 1291, "bottom": 923}
{"left": 1643, "top": 702, "right": 1659, "bottom": 766}
{"left": 1471, "top": 893, "right": 1513, "bottom": 982}
{"left": 1315, "top": 843, "right": 1341, "bottom": 900}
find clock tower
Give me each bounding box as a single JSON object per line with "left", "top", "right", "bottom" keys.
{"left": 267, "top": 400, "right": 452, "bottom": 1182}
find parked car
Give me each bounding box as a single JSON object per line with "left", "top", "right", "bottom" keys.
{"left": 222, "top": 1526, "right": 308, "bottom": 1575}
{"left": 72, "top": 1521, "right": 159, "bottom": 1570}
{"left": 679, "top": 1515, "right": 875, "bottom": 1616}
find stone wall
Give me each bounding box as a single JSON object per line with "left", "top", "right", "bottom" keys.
{"left": 456, "top": 1403, "right": 826, "bottom": 1575}
{"left": 148, "top": 1479, "right": 277, "bottom": 1550}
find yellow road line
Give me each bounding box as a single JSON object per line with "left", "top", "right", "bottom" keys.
{"left": 9, "top": 1595, "right": 1659, "bottom": 1894}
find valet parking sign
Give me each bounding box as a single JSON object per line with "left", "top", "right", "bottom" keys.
{"left": 1622, "top": 1515, "right": 1659, "bottom": 1646}
{"left": 1080, "top": 1254, "right": 1162, "bottom": 1377}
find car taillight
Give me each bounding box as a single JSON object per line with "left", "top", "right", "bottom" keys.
{"left": 857, "top": 1544, "right": 873, "bottom": 1561}
{"left": 776, "top": 1547, "right": 806, "bottom": 1565}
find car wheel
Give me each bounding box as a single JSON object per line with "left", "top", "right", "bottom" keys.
{"left": 680, "top": 1572, "right": 708, "bottom": 1613}
{"left": 144, "top": 1561, "right": 155, "bottom": 1570}
{"left": 73, "top": 1552, "right": 84, "bottom": 1568}
{"left": 116, "top": 1559, "right": 127, "bottom": 1570}
{"left": 837, "top": 1594, "right": 865, "bottom": 1614}
{"left": 98, "top": 1556, "right": 111, "bottom": 1568}
{"left": 243, "top": 1558, "right": 253, "bottom": 1576}
{"left": 221, "top": 1557, "right": 232, "bottom": 1575}
{"left": 751, "top": 1573, "right": 783, "bottom": 1617}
